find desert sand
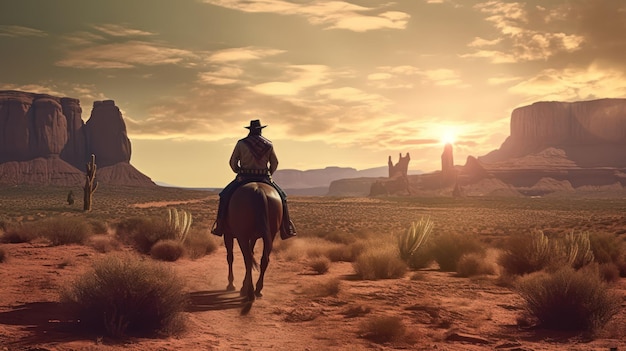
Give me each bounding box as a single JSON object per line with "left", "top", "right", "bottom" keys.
{"left": 0, "top": 192, "right": 625, "bottom": 351}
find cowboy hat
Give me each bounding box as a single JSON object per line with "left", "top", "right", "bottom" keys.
{"left": 245, "top": 119, "right": 267, "bottom": 129}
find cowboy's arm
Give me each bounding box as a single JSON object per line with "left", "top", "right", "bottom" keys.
{"left": 229, "top": 142, "right": 242, "bottom": 173}
{"left": 268, "top": 147, "right": 278, "bottom": 175}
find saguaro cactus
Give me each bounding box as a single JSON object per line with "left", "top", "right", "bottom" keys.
{"left": 83, "top": 154, "right": 98, "bottom": 211}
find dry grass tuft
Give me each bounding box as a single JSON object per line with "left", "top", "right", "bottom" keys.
{"left": 359, "top": 315, "right": 406, "bottom": 343}
{"left": 498, "top": 230, "right": 553, "bottom": 276}
{"left": 115, "top": 216, "right": 174, "bottom": 254}
{"left": 308, "top": 256, "right": 331, "bottom": 274}
{"left": 183, "top": 228, "right": 220, "bottom": 259}
{"left": 353, "top": 245, "right": 407, "bottom": 280}
{"left": 516, "top": 266, "right": 622, "bottom": 333}
{"left": 456, "top": 252, "right": 496, "bottom": 277}
{"left": 431, "top": 232, "right": 485, "bottom": 272}
{"left": 61, "top": 253, "right": 188, "bottom": 338}
{"left": 308, "top": 277, "right": 341, "bottom": 297}
{"left": 87, "top": 234, "right": 121, "bottom": 253}
{"left": 150, "top": 239, "right": 185, "bottom": 262}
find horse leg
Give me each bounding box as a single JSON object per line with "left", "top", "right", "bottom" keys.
{"left": 237, "top": 239, "right": 255, "bottom": 302}
{"left": 224, "top": 233, "right": 235, "bottom": 291}
{"left": 254, "top": 240, "right": 272, "bottom": 297}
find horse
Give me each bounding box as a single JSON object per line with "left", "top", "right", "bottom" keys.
{"left": 223, "top": 181, "right": 283, "bottom": 314}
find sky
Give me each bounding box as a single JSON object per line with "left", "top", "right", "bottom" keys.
{"left": 2, "top": 0, "right": 626, "bottom": 188}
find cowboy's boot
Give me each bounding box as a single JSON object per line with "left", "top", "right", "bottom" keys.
{"left": 280, "top": 202, "right": 297, "bottom": 240}
{"left": 211, "top": 198, "right": 227, "bottom": 236}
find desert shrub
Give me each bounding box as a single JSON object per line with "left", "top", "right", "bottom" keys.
{"left": 588, "top": 232, "right": 625, "bottom": 266}
{"left": 115, "top": 217, "right": 174, "bottom": 254}
{"left": 61, "top": 253, "right": 188, "bottom": 338}
{"left": 516, "top": 267, "right": 621, "bottom": 333}
{"left": 326, "top": 241, "right": 366, "bottom": 262}
{"left": 0, "top": 247, "right": 6, "bottom": 263}
{"left": 30, "top": 216, "right": 93, "bottom": 246}
{"left": 321, "top": 230, "right": 358, "bottom": 244}
{"left": 398, "top": 217, "right": 434, "bottom": 268}
{"left": 430, "top": 232, "right": 485, "bottom": 272}
{"left": 498, "top": 230, "right": 553, "bottom": 276}
{"left": 405, "top": 242, "right": 435, "bottom": 269}
{"left": 0, "top": 226, "right": 32, "bottom": 243}
{"left": 456, "top": 252, "right": 495, "bottom": 277}
{"left": 150, "top": 240, "right": 184, "bottom": 262}
{"left": 87, "top": 234, "right": 121, "bottom": 253}
{"left": 359, "top": 315, "right": 406, "bottom": 343}
{"left": 597, "top": 263, "right": 621, "bottom": 283}
{"left": 557, "top": 231, "right": 594, "bottom": 269}
{"left": 183, "top": 228, "right": 220, "bottom": 259}
{"left": 308, "top": 278, "right": 341, "bottom": 297}
{"left": 353, "top": 246, "right": 407, "bottom": 280}
{"left": 309, "top": 256, "right": 331, "bottom": 274}
{"left": 88, "top": 219, "right": 109, "bottom": 235}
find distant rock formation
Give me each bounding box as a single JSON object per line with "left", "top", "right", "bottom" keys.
{"left": 388, "top": 153, "right": 410, "bottom": 178}
{"left": 369, "top": 153, "right": 412, "bottom": 196}
{"left": 482, "top": 98, "right": 626, "bottom": 165}
{"left": 331, "top": 98, "right": 626, "bottom": 197}
{"left": 0, "top": 90, "right": 154, "bottom": 186}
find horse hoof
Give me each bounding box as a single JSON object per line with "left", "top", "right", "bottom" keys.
{"left": 226, "top": 285, "right": 236, "bottom": 291}
{"left": 255, "top": 291, "right": 263, "bottom": 298}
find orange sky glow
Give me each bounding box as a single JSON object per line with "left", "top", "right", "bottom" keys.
{"left": 2, "top": 0, "right": 626, "bottom": 187}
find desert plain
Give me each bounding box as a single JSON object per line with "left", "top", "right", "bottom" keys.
{"left": 0, "top": 185, "right": 624, "bottom": 351}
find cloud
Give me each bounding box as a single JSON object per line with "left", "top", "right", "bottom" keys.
{"left": 250, "top": 64, "right": 331, "bottom": 96}
{"left": 207, "top": 47, "right": 285, "bottom": 63}
{"left": 465, "top": 1, "right": 584, "bottom": 63}
{"left": 0, "top": 25, "right": 47, "bottom": 37}
{"left": 202, "top": 0, "right": 410, "bottom": 32}
{"left": 92, "top": 24, "right": 155, "bottom": 37}
{"left": 508, "top": 63, "right": 626, "bottom": 102}
{"left": 56, "top": 40, "right": 198, "bottom": 69}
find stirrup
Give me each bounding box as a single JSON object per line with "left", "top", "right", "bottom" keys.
{"left": 211, "top": 220, "right": 223, "bottom": 236}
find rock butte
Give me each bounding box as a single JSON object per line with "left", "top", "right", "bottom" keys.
{"left": 0, "top": 90, "right": 154, "bottom": 187}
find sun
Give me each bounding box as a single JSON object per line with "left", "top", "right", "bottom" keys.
{"left": 440, "top": 130, "right": 456, "bottom": 145}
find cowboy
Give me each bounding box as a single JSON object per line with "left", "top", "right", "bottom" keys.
{"left": 211, "top": 119, "right": 297, "bottom": 239}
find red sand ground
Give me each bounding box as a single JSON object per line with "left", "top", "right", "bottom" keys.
{"left": 0, "top": 198, "right": 625, "bottom": 351}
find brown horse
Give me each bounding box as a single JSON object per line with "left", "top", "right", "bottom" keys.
{"left": 224, "top": 182, "right": 283, "bottom": 314}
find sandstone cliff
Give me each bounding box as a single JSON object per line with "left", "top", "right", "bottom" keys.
{"left": 330, "top": 98, "right": 626, "bottom": 197}
{"left": 482, "top": 98, "right": 626, "bottom": 165}
{"left": 0, "top": 90, "right": 154, "bottom": 187}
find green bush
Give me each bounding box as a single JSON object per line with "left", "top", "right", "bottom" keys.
{"left": 61, "top": 253, "right": 188, "bottom": 338}
{"left": 516, "top": 267, "right": 621, "bottom": 333}
{"left": 150, "top": 240, "right": 185, "bottom": 262}
{"left": 498, "top": 230, "right": 553, "bottom": 276}
{"left": 431, "top": 232, "right": 485, "bottom": 272}
{"left": 353, "top": 246, "right": 407, "bottom": 280}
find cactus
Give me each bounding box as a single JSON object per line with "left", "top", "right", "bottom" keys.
{"left": 83, "top": 154, "right": 98, "bottom": 212}
{"left": 167, "top": 208, "right": 193, "bottom": 243}
{"left": 398, "top": 216, "right": 434, "bottom": 262}
{"left": 563, "top": 231, "right": 594, "bottom": 269}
